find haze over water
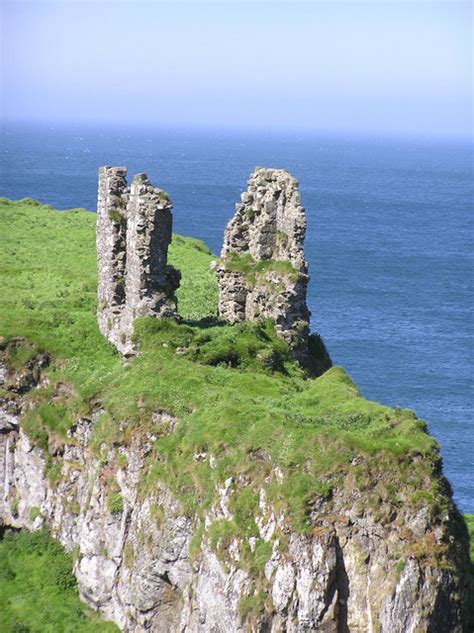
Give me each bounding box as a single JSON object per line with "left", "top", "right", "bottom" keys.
{"left": 1, "top": 122, "right": 472, "bottom": 512}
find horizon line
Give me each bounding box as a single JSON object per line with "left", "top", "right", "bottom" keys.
{"left": 2, "top": 117, "right": 473, "bottom": 144}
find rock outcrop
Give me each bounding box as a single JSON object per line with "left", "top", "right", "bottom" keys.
{"left": 0, "top": 350, "right": 469, "bottom": 633}
{"left": 97, "top": 167, "right": 180, "bottom": 355}
{"left": 215, "top": 168, "right": 311, "bottom": 362}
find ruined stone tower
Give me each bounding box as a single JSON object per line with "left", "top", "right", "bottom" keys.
{"left": 97, "top": 167, "right": 180, "bottom": 355}
{"left": 215, "top": 167, "right": 311, "bottom": 359}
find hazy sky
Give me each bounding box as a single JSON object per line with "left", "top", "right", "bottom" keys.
{"left": 1, "top": 0, "right": 472, "bottom": 137}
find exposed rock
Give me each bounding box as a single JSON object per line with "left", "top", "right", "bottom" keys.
{"left": 215, "top": 168, "right": 324, "bottom": 368}
{"left": 96, "top": 167, "right": 180, "bottom": 355}
{"left": 0, "top": 356, "right": 469, "bottom": 632}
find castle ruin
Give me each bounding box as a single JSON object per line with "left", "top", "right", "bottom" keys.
{"left": 96, "top": 165, "right": 325, "bottom": 369}
{"left": 96, "top": 166, "right": 180, "bottom": 355}
{"left": 214, "top": 167, "right": 311, "bottom": 360}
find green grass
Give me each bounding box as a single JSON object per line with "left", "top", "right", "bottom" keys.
{"left": 0, "top": 198, "right": 469, "bottom": 607}
{"left": 107, "top": 492, "right": 124, "bottom": 515}
{"left": 218, "top": 251, "right": 298, "bottom": 285}
{"left": 0, "top": 529, "right": 118, "bottom": 632}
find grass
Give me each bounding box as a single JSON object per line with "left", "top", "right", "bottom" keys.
{"left": 218, "top": 251, "right": 298, "bottom": 286}
{"left": 0, "top": 198, "right": 470, "bottom": 621}
{"left": 0, "top": 529, "right": 118, "bottom": 632}
{"left": 107, "top": 492, "right": 124, "bottom": 515}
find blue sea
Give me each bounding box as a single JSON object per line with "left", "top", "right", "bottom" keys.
{"left": 1, "top": 122, "right": 472, "bottom": 513}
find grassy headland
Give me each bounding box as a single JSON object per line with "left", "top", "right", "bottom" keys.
{"left": 0, "top": 197, "right": 471, "bottom": 626}
{"left": 0, "top": 197, "right": 443, "bottom": 522}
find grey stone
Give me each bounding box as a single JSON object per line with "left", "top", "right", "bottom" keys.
{"left": 215, "top": 168, "right": 314, "bottom": 364}
{"left": 96, "top": 167, "right": 180, "bottom": 355}
{"left": 96, "top": 166, "right": 129, "bottom": 349}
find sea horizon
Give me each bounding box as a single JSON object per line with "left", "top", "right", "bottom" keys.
{"left": 3, "top": 118, "right": 473, "bottom": 146}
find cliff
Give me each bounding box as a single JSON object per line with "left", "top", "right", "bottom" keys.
{"left": 0, "top": 197, "right": 471, "bottom": 632}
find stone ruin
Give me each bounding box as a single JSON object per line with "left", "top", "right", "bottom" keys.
{"left": 96, "top": 165, "right": 329, "bottom": 371}
{"left": 214, "top": 167, "right": 312, "bottom": 362}
{"left": 96, "top": 166, "right": 180, "bottom": 355}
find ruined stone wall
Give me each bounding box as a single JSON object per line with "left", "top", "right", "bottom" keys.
{"left": 96, "top": 167, "right": 179, "bottom": 355}
{"left": 215, "top": 168, "right": 311, "bottom": 357}
{"left": 96, "top": 167, "right": 129, "bottom": 346}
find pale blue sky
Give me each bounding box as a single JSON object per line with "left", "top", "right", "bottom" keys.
{"left": 1, "top": 0, "right": 472, "bottom": 138}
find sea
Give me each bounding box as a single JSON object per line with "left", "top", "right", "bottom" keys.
{"left": 1, "top": 122, "right": 472, "bottom": 513}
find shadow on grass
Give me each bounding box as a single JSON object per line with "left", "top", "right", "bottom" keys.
{"left": 181, "top": 316, "right": 227, "bottom": 330}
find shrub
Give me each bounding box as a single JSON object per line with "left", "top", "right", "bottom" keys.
{"left": 107, "top": 492, "right": 124, "bottom": 515}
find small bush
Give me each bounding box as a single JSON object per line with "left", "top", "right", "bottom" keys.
{"left": 238, "top": 589, "right": 267, "bottom": 621}
{"left": 252, "top": 539, "right": 272, "bottom": 573}
{"left": 107, "top": 492, "right": 124, "bottom": 515}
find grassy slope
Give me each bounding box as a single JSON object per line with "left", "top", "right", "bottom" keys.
{"left": 0, "top": 530, "right": 118, "bottom": 632}
{"left": 0, "top": 198, "right": 471, "bottom": 621}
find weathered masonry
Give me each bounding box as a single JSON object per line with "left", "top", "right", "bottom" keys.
{"left": 96, "top": 165, "right": 329, "bottom": 371}
{"left": 96, "top": 166, "right": 180, "bottom": 355}
{"left": 214, "top": 167, "right": 311, "bottom": 361}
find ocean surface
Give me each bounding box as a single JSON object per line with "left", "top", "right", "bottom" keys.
{"left": 1, "top": 122, "right": 472, "bottom": 513}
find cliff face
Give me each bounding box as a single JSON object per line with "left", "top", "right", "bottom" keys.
{"left": 0, "top": 351, "right": 469, "bottom": 633}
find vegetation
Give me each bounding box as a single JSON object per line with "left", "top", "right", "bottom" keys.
{"left": 157, "top": 190, "right": 170, "bottom": 203}
{"left": 107, "top": 492, "right": 124, "bottom": 515}
{"left": 218, "top": 251, "right": 298, "bottom": 285}
{"left": 245, "top": 206, "right": 255, "bottom": 222}
{"left": 466, "top": 514, "right": 474, "bottom": 628}
{"left": 0, "top": 199, "right": 458, "bottom": 521}
{"left": 107, "top": 209, "right": 125, "bottom": 223}
{"left": 0, "top": 529, "right": 118, "bottom": 632}
{"left": 0, "top": 198, "right": 471, "bottom": 622}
